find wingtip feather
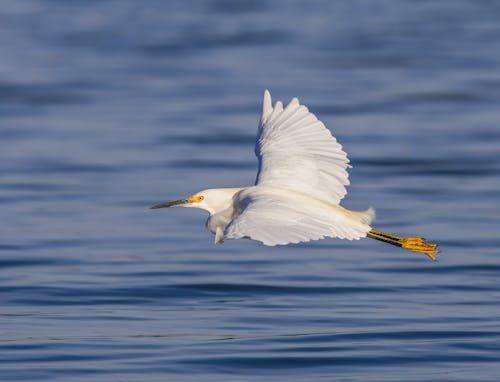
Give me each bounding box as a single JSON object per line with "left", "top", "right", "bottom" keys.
{"left": 262, "top": 89, "right": 273, "bottom": 121}
{"left": 288, "top": 97, "right": 300, "bottom": 108}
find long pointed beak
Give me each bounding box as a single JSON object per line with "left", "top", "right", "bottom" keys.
{"left": 150, "top": 199, "right": 189, "bottom": 209}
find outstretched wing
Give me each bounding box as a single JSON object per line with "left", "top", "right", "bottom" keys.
{"left": 224, "top": 188, "right": 373, "bottom": 246}
{"left": 255, "top": 90, "right": 350, "bottom": 205}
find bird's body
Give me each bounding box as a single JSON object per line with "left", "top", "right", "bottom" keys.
{"left": 151, "top": 90, "right": 439, "bottom": 260}
{"left": 202, "top": 186, "right": 374, "bottom": 245}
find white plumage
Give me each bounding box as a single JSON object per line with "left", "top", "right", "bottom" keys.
{"left": 223, "top": 89, "right": 373, "bottom": 245}
{"left": 152, "top": 90, "right": 373, "bottom": 245}
{"left": 225, "top": 187, "right": 373, "bottom": 245}
{"left": 255, "top": 90, "right": 350, "bottom": 205}
{"left": 151, "top": 90, "right": 439, "bottom": 260}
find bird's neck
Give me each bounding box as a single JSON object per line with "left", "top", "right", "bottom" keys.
{"left": 205, "top": 187, "right": 245, "bottom": 216}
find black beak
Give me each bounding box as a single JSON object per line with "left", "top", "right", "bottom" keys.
{"left": 150, "top": 199, "right": 189, "bottom": 209}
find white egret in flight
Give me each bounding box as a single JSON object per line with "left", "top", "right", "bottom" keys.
{"left": 151, "top": 90, "right": 439, "bottom": 261}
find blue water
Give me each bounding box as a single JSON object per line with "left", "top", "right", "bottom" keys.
{"left": 1, "top": 1, "right": 500, "bottom": 381}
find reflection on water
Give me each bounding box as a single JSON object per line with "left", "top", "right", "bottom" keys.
{"left": 1, "top": 1, "right": 500, "bottom": 381}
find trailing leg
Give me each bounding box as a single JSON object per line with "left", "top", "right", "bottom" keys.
{"left": 367, "top": 229, "right": 439, "bottom": 261}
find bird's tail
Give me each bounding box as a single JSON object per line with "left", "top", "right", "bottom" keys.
{"left": 358, "top": 207, "right": 375, "bottom": 225}
{"left": 343, "top": 207, "right": 375, "bottom": 225}
{"left": 367, "top": 228, "right": 439, "bottom": 261}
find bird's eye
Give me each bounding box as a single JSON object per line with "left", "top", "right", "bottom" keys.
{"left": 198, "top": 196, "right": 204, "bottom": 201}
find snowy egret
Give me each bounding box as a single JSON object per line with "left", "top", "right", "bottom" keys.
{"left": 151, "top": 90, "right": 439, "bottom": 261}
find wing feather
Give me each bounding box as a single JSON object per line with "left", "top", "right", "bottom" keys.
{"left": 224, "top": 187, "right": 372, "bottom": 246}
{"left": 255, "top": 90, "right": 350, "bottom": 205}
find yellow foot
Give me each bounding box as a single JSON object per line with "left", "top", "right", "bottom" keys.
{"left": 368, "top": 229, "right": 440, "bottom": 261}
{"left": 400, "top": 238, "right": 439, "bottom": 261}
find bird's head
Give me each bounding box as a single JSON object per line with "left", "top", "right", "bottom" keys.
{"left": 150, "top": 188, "right": 242, "bottom": 215}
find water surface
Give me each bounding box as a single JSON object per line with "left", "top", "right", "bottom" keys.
{"left": 1, "top": 1, "right": 500, "bottom": 381}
